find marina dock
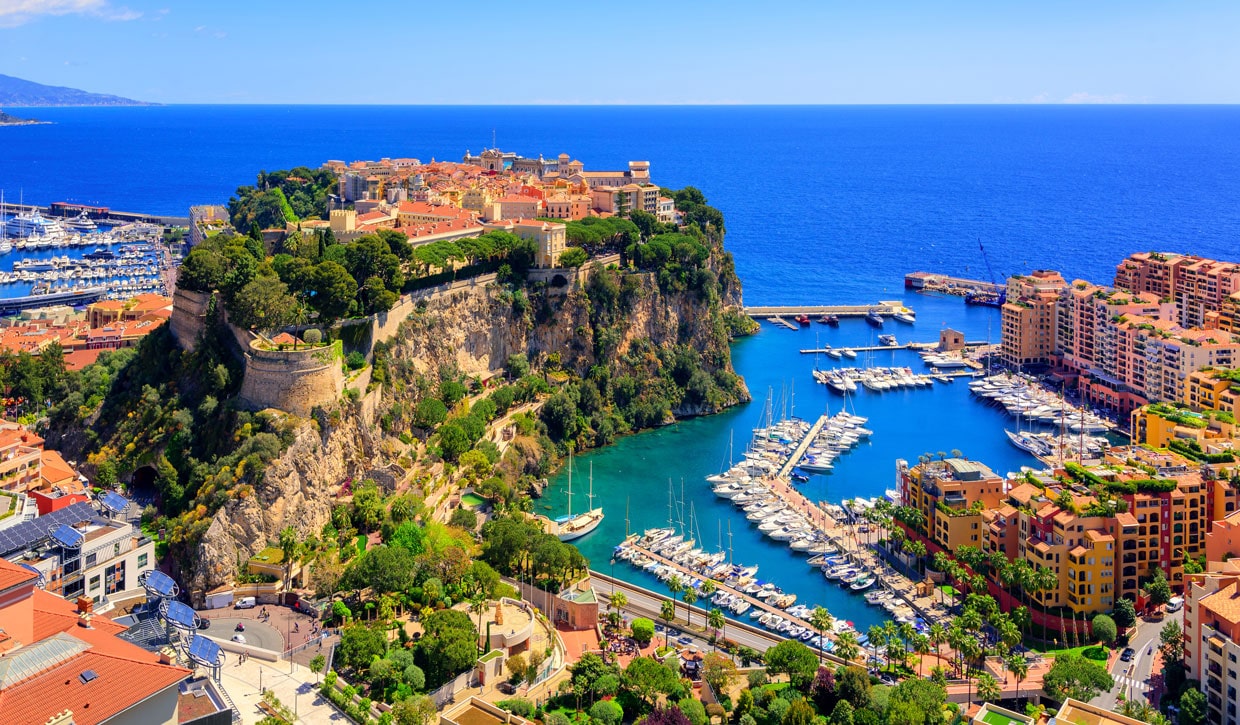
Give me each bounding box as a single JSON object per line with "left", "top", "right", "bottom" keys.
{"left": 904, "top": 271, "right": 1002, "bottom": 294}
{"left": 777, "top": 414, "right": 830, "bottom": 479}
{"left": 798, "top": 342, "right": 938, "bottom": 354}
{"left": 769, "top": 316, "right": 799, "bottom": 330}
{"left": 622, "top": 539, "right": 828, "bottom": 640}
{"left": 745, "top": 301, "right": 910, "bottom": 319}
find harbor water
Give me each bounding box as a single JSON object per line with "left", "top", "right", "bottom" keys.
{"left": 541, "top": 292, "right": 1041, "bottom": 632}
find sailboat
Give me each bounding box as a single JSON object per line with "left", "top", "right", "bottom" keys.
{"left": 552, "top": 459, "right": 605, "bottom": 541}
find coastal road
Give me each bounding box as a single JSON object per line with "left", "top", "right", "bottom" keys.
{"left": 1094, "top": 616, "right": 1165, "bottom": 711}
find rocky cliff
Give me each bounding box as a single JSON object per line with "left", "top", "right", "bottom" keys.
{"left": 188, "top": 270, "right": 749, "bottom": 599}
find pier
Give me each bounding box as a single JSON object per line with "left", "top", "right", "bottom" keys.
{"left": 768, "top": 316, "right": 799, "bottom": 330}
{"left": 745, "top": 301, "right": 909, "bottom": 319}
{"left": 904, "top": 271, "right": 1002, "bottom": 294}
{"left": 777, "top": 414, "right": 830, "bottom": 479}
{"left": 798, "top": 342, "right": 939, "bottom": 354}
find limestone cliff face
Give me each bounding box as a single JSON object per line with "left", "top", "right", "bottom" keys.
{"left": 188, "top": 273, "right": 748, "bottom": 597}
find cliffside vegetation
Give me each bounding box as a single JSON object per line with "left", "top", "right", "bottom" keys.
{"left": 226, "top": 167, "right": 338, "bottom": 230}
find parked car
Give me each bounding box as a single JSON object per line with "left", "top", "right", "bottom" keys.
{"left": 497, "top": 682, "right": 517, "bottom": 695}
{"left": 231, "top": 634, "right": 247, "bottom": 644}
{"left": 1120, "top": 647, "right": 1136, "bottom": 662}
{"left": 234, "top": 597, "right": 257, "bottom": 610}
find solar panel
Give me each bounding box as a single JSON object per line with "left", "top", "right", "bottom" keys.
{"left": 50, "top": 524, "right": 84, "bottom": 549}
{"left": 0, "top": 503, "right": 99, "bottom": 556}
{"left": 163, "top": 600, "right": 197, "bottom": 629}
{"left": 187, "top": 635, "right": 222, "bottom": 666}
{"left": 142, "top": 569, "right": 178, "bottom": 598}
{"left": 100, "top": 491, "right": 129, "bottom": 514}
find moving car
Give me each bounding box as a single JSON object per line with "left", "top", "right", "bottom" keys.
{"left": 1120, "top": 647, "right": 1135, "bottom": 662}
{"left": 231, "top": 634, "right": 247, "bottom": 644}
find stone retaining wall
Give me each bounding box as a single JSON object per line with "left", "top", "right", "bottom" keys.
{"left": 236, "top": 340, "right": 344, "bottom": 417}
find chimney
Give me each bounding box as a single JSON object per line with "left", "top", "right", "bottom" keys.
{"left": 75, "top": 597, "right": 93, "bottom": 615}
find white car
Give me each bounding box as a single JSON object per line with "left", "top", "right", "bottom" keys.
{"left": 231, "top": 634, "right": 246, "bottom": 644}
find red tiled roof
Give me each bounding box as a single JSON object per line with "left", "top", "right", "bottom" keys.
{"left": 0, "top": 557, "right": 37, "bottom": 593}
{"left": 64, "top": 349, "right": 104, "bottom": 372}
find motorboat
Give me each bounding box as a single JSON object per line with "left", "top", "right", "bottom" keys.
{"left": 850, "top": 575, "right": 875, "bottom": 591}
{"left": 878, "top": 334, "right": 897, "bottom": 346}
{"left": 893, "top": 310, "right": 915, "bottom": 324}
{"left": 865, "top": 310, "right": 884, "bottom": 327}
{"left": 840, "top": 349, "right": 857, "bottom": 359}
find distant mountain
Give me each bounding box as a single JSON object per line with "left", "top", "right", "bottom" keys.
{"left": 0, "top": 110, "right": 48, "bottom": 126}
{"left": 0, "top": 74, "right": 152, "bottom": 106}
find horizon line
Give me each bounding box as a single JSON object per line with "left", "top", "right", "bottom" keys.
{"left": 8, "top": 102, "right": 1240, "bottom": 109}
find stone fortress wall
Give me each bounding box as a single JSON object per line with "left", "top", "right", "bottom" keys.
{"left": 236, "top": 340, "right": 345, "bottom": 417}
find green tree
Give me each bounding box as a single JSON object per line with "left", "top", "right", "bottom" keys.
{"left": 680, "top": 698, "right": 707, "bottom": 725}
{"left": 1179, "top": 687, "right": 1207, "bottom": 725}
{"left": 559, "top": 247, "right": 589, "bottom": 268}
{"left": 338, "top": 624, "right": 387, "bottom": 671}
{"left": 809, "top": 607, "right": 833, "bottom": 657}
{"left": 836, "top": 666, "right": 872, "bottom": 709}
{"left": 1092, "top": 614, "right": 1117, "bottom": 646}
{"left": 1160, "top": 619, "right": 1185, "bottom": 664}
{"left": 660, "top": 599, "right": 676, "bottom": 647}
{"left": 781, "top": 699, "right": 815, "bottom": 725}
{"left": 307, "top": 260, "right": 358, "bottom": 323}
{"left": 765, "top": 640, "right": 818, "bottom": 691}
{"left": 1006, "top": 653, "right": 1029, "bottom": 701}
{"left": 1042, "top": 651, "right": 1114, "bottom": 702}
{"left": 834, "top": 629, "right": 861, "bottom": 664}
{"left": 829, "top": 700, "right": 855, "bottom": 725}
{"left": 888, "top": 678, "right": 948, "bottom": 725}
{"left": 975, "top": 673, "right": 1001, "bottom": 703}
{"left": 622, "top": 656, "right": 680, "bottom": 707}
{"left": 683, "top": 588, "right": 698, "bottom": 628}
{"left": 391, "top": 694, "right": 437, "bottom": 725}
{"left": 309, "top": 654, "right": 326, "bottom": 682}
{"left": 701, "top": 651, "right": 736, "bottom": 695}
{"left": 631, "top": 617, "right": 655, "bottom": 646}
{"left": 449, "top": 508, "right": 478, "bottom": 530}
{"left": 228, "top": 274, "right": 303, "bottom": 330}
{"left": 1113, "top": 598, "right": 1138, "bottom": 630}
{"left": 590, "top": 699, "right": 624, "bottom": 725}
{"left": 1146, "top": 570, "right": 1173, "bottom": 608}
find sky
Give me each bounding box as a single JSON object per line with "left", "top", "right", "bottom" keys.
{"left": 0, "top": 0, "right": 1237, "bottom": 104}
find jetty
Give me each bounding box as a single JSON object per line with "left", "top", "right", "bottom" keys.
{"left": 768, "top": 316, "right": 799, "bottom": 330}
{"left": 777, "top": 413, "right": 830, "bottom": 479}
{"left": 904, "top": 271, "right": 1002, "bottom": 295}
{"left": 745, "top": 301, "right": 909, "bottom": 319}
{"left": 798, "top": 342, "right": 939, "bottom": 354}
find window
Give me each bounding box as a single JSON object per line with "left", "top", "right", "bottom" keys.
{"left": 85, "top": 553, "right": 97, "bottom": 567}
{"left": 89, "top": 575, "right": 100, "bottom": 592}
{"left": 137, "top": 553, "right": 148, "bottom": 569}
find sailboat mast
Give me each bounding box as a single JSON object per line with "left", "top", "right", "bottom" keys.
{"left": 588, "top": 461, "right": 595, "bottom": 511}
{"left": 625, "top": 496, "right": 630, "bottom": 538}
{"left": 727, "top": 520, "right": 733, "bottom": 566}
{"left": 566, "top": 452, "right": 573, "bottom": 517}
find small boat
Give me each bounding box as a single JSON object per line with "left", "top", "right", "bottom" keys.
{"left": 893, "top": 310, "right": 915, "bottom": 324}
{"left": 795, "top": 314, "right": 811, "bottom": 326}
{"left": 826, "top": 349, "right": 843, "bottom": 359}
{"left": 878, "top": 334, "right": 897, "bottom": 346}
{"left": 865, "top": 310, "right": 884, "bottom": 327}
{"left": 790, "top": 473, "right": 810, "bottom": 483}
{"left": 840, "top": 349, "right": 857, "bottom": 359}
{"left": 850, "top": 575, "right": 875, "bottom": 591}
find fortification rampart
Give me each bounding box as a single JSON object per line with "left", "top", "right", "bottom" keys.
{"left": 170, "top": 288, "right": 212, "bottom": 351}
{"left": 237, "top": 340, "right": 344, "bottom": 417}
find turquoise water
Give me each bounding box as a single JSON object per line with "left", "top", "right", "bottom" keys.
{"left": 542, "top": 292, "right": 1041, "bottom": 632}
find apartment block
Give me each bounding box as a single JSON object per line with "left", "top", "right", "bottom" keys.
{"left": 1115, "top": 252, "right": 1240, "bottom": 329}
{"left": 898, "top": 458, "right": 1006, "bottom": 551}
{"left": 999, "top": 270, "right": 1065, "bottom": 369}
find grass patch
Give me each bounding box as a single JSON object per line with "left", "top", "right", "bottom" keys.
{"left": 1082, "top": 646, "right": 1108, "bottom": 661}
{"left": 249, "top": 546, "right": 285, "bottom": 566}
{"left": 355, "top": 534, "right": 367, "bottom": 555}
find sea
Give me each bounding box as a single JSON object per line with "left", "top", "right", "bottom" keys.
{"left": 5, "top": 104, "right": 1240, "bottom": 630}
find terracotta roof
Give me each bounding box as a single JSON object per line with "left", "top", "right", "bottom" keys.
{"left": 64, "top": 349, "right": 104, "bottom": 372}
{"left": 0, "top": 558, "right": 37, "bottom": 593}
{"left": 1200, "top": 581, "right": 1240, "bottom": 627}
{"left": 270, "top": 332, "right": 300, "bottom": 346}
{"left": 39, "top": 450, "right": 78, "bottom": 488}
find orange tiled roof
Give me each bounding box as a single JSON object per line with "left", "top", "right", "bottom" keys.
{"left": 1200, "top": 582, "right": 1240, "bottom": 627}
{"left": 64, "top": 349, "right": 104, "bottom": 372}
{"left": 0, "top": 557, "right": 37, "bottom": 592}
{"left": 39, "top": 450, "right": 77, "bottom": 488}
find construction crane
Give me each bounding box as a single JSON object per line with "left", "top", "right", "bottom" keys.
{"left": 964, "top": 238, "right": 1006, "bottom": 307}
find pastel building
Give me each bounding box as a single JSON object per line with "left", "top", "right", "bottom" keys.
{"left": 999, "top": 270, "right": 1066, "bottom": 369}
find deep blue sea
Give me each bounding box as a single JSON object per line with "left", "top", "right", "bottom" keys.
{"left": 6, "top": 105, "right": 1240, "bottom": 629}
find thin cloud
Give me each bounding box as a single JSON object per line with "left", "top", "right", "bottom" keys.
{"left": 0, "top": 0, "right": 142, "bottom": 28}
{"left": 1062, "top": 92, "right": 1133, "bottom": 104}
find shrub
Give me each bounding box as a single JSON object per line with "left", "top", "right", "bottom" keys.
{"left": 590, "top": 699, "right": 624, "bottom": 725}
{"left": 498, "top": 699, "right": 534, "bottom": 718}
{"left": 631, "top": 618, "right": 655, "bottom": 646}
{"left": 346, "top": 351, "right": 367, "bottom": 370}
{"left": 303, "top": 328, "right": 323, "bottom": 344}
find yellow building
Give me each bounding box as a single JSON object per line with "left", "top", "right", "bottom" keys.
{"left": 898, "top": 458, "right": 1005, "bottom": 551}
{"left": 1130, "top": 402, "right": 1236, "bottom": 453}
{"left": 1065, "top": 529, "right": 1116, "bottom": 613}
{"left": 999, "top": 270, "right": 1065, "bottom": 369}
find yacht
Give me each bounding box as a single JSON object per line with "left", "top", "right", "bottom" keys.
{"left": 63, "top": 211, "right": 98, "bottom": 232}
{"left": 878, "top": 334, "right": 898, "bottom": 346}
{"left": 542, "top": 459, "right": 604, "bottom": 542}
{"left": 865, "top": 310, "right": 884, "bottom": 327}
{"left": 1005, "top": 429, "right": 1054, "bottom": 457}
{"left": 840, "top": 349, "right": 857, "bottom": 359}
{"left": 893, "top": 310, "right": 916, "bottom": 324}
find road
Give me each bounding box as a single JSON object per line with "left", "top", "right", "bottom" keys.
{"left": 1094, "top": 616, "right": 1167, "bottom": 711}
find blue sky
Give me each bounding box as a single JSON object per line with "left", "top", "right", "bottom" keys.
{"left": 1, "top": 0, "right": 1236, "bottom": 104}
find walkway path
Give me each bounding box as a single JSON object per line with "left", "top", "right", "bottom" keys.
{"left": 776, "top": 414, "right": 830, "bottom": 479}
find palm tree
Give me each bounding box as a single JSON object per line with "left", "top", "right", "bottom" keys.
{"left": 868, "top": 624, "right": 888, "bottom": 669}
{"left": 708, "top": 608, "right": 726, "bottom": 651}
{"left": 928, "top": 622, "right": 947, "bottom": 668}
{"left": 683, "top": 588, "right": 698, "bottom": 628}
{"left": 809, "top": 607, "right": 833, "bottom": 658}
{"left": 700, "top": 579, "right": 717, "bottom": 602}
{"left": 1006, "top": 652, "right": 1028, "bottom": 702}
{"left": 668, "top": 575, "right": 684, "bottom": 622}
{"left": 958, "top": 635, "right": 983, "bottom": 705}
{"left": 607, "top": 591, "right": 627, "bottom": 628}
{"left": 913, "top": 633, "right": 931, "bottom": 676}
{"left": 975, "top": 673, "right": 1001, "bottom": 704}
{"left": 905, "top": 539, "right": 927, "bottom": 575}
{"left": 660, "top": 599, "right": 675, "bottom": 648}
{"left": 278, "top": 526, "right": 298, "bottom": 592}
{"left": 835, "top": 630, "right": 861, "bottom": 664}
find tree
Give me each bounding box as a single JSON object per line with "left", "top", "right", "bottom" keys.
{"left": 1179, "top": 687, "right": 1207, "bottom": 725}
{"left": 810, "top": 607, "right": 834, "bottom": 657}
{"left": 1113, "top": 598, "right": 1138, "bottom": 630}
{"left": 622, "top": 657, "right": 680, "bottom": 707}
{"left": 229, "top": 274, "right": 304, "bottom": 331}
{"left": 1092, "top": 614, "right": 1117, "bottom": 646}
{"left": 307, "top": 260, "right": 358, "bottom": 323}
{"left": 608, "top": 591, "right": 628, "bottom": 627}
{"left": 701, "top": 652, "right": 737, "bottom": 695}
{"left": 506, "top": 653, "right": 527, "bottom": 682}
{"left": 391, "top": 695, "right": 437, "bottom": 725}
{"left": 782, "top": 699, "right": 815, "bottom": 725}
{"left": 590, "top": 700, "right": 624, "bottom": 725}
{"left": 835, "top": 629, "right": 861, "bottom": 664}
{"left": 1042, "top": 651, "right": 1114, "bottom": 702}
{"left": 558, "top": 246, "right": 589, "bottom": 268}
{"left": 661, "top": 600, "right": 676, "bottom": 647}
{"left": 679, "top": 698, "right": 707, "bottom": 725}
{"left": 449, "top": 507, "right": 478, "bottom": 530}
{"left": 708, "top": 608, "right": 726, "bottom": 648}
{"left": 836, "top": 666, "right": 872, "bottom": 709}
{"left": 975, "top": 673, "right": 1001, "bottom": 703}
{"left": 1147, "top": 570, "right": 1173, "bottom": 608}
{"left": 829, "top": 700, "right": 855, "bottom": 725}
{"left": 338, "top": 624, "right": 387, "bottom": 671}
{"left": 415, "top": 609, "right": 480, "bottom": 688}
{"left": 888, "top": 678, "right": 948, "bottom": 725}
{"left": 683, "top": 588, "right": 698, "bottom": 628}
{"left": 1006, "top": 652, "right": 1028, "bottom": 702}
{"left": 643, "top": 706, "right": 692, "bottom": 725}
{"left": 765, "top": 640, "right": 818, "bottom": 691}
{"left": 1159, "top": 619, "right": 1185, "bottom": 664}
{"left": 413, "top": 398, "right": 448, "bottom": 430}
{"left": 309, "top": 654, "right": 326, "bottom": 682}
{"left": 631, "top": 618, "right": 655, "bottom": 646}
